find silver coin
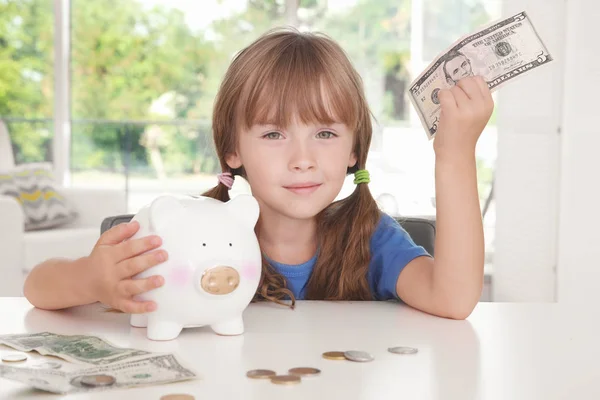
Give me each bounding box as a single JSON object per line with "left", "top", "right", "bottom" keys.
{"left": 388, "top": 346, "right": 419, "bottom": 355}
{"left": 32, "top": 361, "right": 62, "bottom": 369}
{"left": 2, "top": 353, "right": 27, "bottom": 362}
{"left": 80, "top": 374, "right": 116, "bottom": 387}
{"left": 343, "top": 350, "right": 374, "bottom": 362}
{"left": 28, "top": 378, "right": 50, "bottom": 386}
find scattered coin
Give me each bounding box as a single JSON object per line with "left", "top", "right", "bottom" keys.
{"left": 344, "top": 350, "right": 374, "bottom": 362}
{"left": 246, "top": 369, "right": 276, "bottom": 379}
{"left": 288, "top": 367, "right": 321, "bottom": 377}
{"left": 2, "top": 353, "right": 27, "bottom": 363}
{"left": 322, "top": 351, "right": 346, "bottom": 360}
{"left": 32, "top": 361, "right": 62, "bottom": 369}
{"left": 28, "top": 378, "right": 50, "bottom": 386}
{"left": 388, "top": 346, "right": 419, "bottom": 355}
{"left": 160, "top": 395, "right": 195, "bottom": 400}
{"left": 80, "top": 374, "right": 116, "bottom": 387}
{"left": 270, "top": 374, "right": 301, "bottom": 385}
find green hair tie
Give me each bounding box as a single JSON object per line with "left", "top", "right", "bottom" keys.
{"left": 353, "top": 169, "right": 370, "bottom": 185}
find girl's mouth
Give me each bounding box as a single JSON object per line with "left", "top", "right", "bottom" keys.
{"left": 284, "top": 183, "right": 322, "bottom": 195}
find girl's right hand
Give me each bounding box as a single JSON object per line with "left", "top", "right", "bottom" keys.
{"left": 85, "top": 220, "right": 167, "bottom": 314}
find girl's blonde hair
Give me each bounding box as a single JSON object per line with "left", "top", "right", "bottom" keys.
{"left": 203, "top": 27, "right": 381, "bottom": 307}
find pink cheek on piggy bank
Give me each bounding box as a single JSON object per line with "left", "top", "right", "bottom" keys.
{"left": 168, "top": 265, "right": 194, "bottom": 288}
{"left": 241, "top": 262, "right": 260, "bottom": 281}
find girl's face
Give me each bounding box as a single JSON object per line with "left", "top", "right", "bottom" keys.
{"left": 226, "top": 117, "right": 357, "bottom": 221}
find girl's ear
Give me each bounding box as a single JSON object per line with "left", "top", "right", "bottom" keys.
{"left": 225, "top": 151, "right": 243, "bottom": 169}
{"left": 348, "top": 152, "right": 358, "bottom": 168}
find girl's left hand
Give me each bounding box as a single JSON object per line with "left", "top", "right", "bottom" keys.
{"left": 433, "top": 75, "right": 494, "bottom": 160}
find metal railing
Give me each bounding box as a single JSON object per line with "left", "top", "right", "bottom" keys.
{"left": 1, "top": 117, "right": 217, "bottom": 199}
{"left": 1, "top": 116, "right": 495, "bottom": 220}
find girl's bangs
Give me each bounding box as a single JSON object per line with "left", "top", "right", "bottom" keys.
{"left": 237, "top": 42, "right": 361, "bottom": 131}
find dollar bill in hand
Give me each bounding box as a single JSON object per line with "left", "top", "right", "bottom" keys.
{"left": 408, "top": 11, "right": 553, "bottom": 139}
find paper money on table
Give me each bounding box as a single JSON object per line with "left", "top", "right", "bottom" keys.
{"left": 0, "top": 353, "right": 197, "bottom": 394}
{"left": 408, "top": 11, "right": 553, "bottom": 139}
{"left": 0, "top": 332, "right": 151, "bottom": 366}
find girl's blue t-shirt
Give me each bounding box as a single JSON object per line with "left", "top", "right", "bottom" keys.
{"left": 266, "top": 213, "right": 431, "bottom": 301}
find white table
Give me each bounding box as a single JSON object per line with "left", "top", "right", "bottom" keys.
{"left": 0, "top": 297, "right": 598, "bottom": 400}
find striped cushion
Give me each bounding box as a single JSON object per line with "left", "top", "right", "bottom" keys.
{"left": 0, "top": 171, "right": 19, "bottom": 203}
{"left": 0, "top": 163, "right": 78, "bottom": 231}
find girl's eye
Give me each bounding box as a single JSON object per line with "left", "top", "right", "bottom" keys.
{"left": 316, "top": 131, "right": 336, "bottom": 139}
{"left": 263, "top": 131, "right": 283, "bottom": 140}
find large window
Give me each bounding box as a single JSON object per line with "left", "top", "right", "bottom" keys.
{"left": 1, "top": 0, "right": 499, "bottom": 275}
{"left": 0, "top": 0, "right": 54, "bottom": 163}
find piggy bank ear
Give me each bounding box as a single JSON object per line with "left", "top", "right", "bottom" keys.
{"left": 149, "top": 195, "right": 186, "bottom": 232}
{"left": 226, "top": 194, "right": 260, "bottom": 229}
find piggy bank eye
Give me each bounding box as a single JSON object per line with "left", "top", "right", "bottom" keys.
{"left": 229, "top": 243, "right": 232, "bottom": 247}
{"left": 202, "top": 243, "right": 206, "bottom": 247}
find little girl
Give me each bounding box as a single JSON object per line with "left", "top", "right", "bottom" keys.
{"left": 24, "top": 28, "right": 493, "bottom": 320}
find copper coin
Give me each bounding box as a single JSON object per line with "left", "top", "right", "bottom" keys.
{"left": 160, "top": 395, "right": 195, "bottom": 400}
{"left": 270, "top": 374, "right": 301, "bottom": 385}
{"left": 288, "top": 367, "right": 321, "bottom": 377}
{"left": 80, "top": 374, "right": 116, "bottom": 387}
{"left": 246, "top": 369, "right": 276, "bottom": 379}
{"left": 322, "top": 351, "right": 346, "bottom": 360}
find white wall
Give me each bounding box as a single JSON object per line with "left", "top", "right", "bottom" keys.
{"left": 493, "top": 0, "right": 600, "bottom": 303}
{"left": 493, "top": 0, "right": 565, "bottom": 301}
{"left": 556, "top": 1, "right": 600, "bottom": 304}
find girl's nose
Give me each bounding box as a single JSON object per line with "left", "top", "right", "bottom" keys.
{"left": 289, "top": 143, "right": 316, "bottom": 171}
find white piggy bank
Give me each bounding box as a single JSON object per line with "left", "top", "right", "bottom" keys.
{"left": 127, "top": 194, "right": 262, "bottom": 341}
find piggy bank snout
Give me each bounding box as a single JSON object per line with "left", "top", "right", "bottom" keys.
{"left": 200, "top": 266, "right": 240, "bottom": 295}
